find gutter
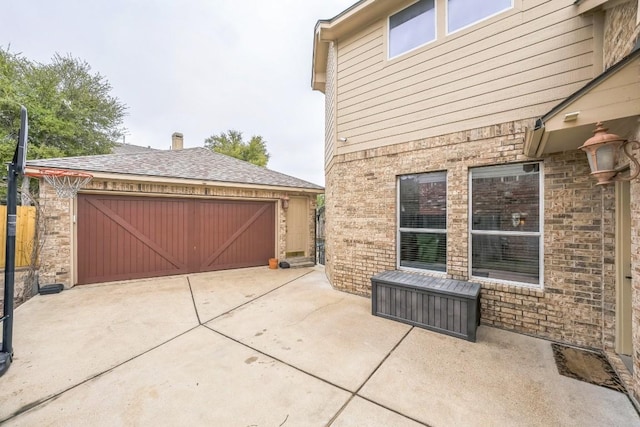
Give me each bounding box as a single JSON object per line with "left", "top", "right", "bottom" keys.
{"left": 24, "top": 167, "right": 325, "bottom": 194}
{"left": 313, "top": 0, "right": 369, "bottom": 34}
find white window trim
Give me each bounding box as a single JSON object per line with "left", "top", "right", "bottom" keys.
{"left": 396, "top": 172, "right": 447, "bottom": 274}
{"left": 388, "top": 0, "right": 438, "bottom": 60}
{"left": 446, "top": 0, "right": 514, "bottom": 35}
{"left": 468, "top": 162, "right": 544, "bottom": 289}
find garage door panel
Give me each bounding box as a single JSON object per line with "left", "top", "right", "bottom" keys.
{"left": 196, "top": 201, "right": 263, "bottom": 262}
{"left": 222, "top": 233, "right": 273, "bottom": 268}
{"left": 78, "top": 195, "right": 276, "bottom": 284}
{"left": 78, "top": 195, "right": 191, "bottom": 284}
{"left": 98, "top": 198, "right": 190, "bottom": 253}
{"left": 196, "top": 200, "right": 275, "bottom": 272}
{"left": 87, "top": 197, "right": 190, "bottom": 269}
{"left": 205, "top": 234, "right": 267, "bottom": 271}
{"left": 83, "top": 266, "right": 193, "bottom": 285}
{"left": 196, "top": 203, "right": 225, "bottom": 260}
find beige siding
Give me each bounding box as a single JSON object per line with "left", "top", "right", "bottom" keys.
{"left": 334, "top": 0, "right": 597, "bottom": 153}
{"left": 337, "top": 23, "right": 384, "bottom": 66}
{"left": 325, "top": 42, "right": 337, "bottom": 167}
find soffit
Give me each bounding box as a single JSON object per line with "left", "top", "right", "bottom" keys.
{"left": 575, "top": 0, "right": 636, "bottom": 14}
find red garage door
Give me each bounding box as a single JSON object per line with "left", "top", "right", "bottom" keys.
{"left": 77, "top": 195, "right": 275, "bottom": 284}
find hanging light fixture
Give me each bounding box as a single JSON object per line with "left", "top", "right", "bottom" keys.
{"left": 578, "top": 122, "right": 640, "bottom": 185}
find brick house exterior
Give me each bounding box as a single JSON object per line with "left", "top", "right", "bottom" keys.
{"left": 313, "top": 0, "right": 640, "bottom": 403}
{"left": 28, "top": 143, "right": 322, "bottom": 288}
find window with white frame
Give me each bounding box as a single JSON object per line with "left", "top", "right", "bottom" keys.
{"left": 447, "top": 0, "right": 512, "bottom": 34}
{"left": 470, "top": 163, "right": 542, "bottom": 286}
{"left": 398, "top": 171, "right": 446, "bottom": 272}
{"left": 389, "top": 0, "right": 436, "bottom": 59}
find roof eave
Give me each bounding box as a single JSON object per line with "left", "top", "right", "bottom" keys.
{"left": 525, "top": 46, "right": 640, "bottom": 157}
{"left": 311, "top": 23, "right": 330, "bottom": 92}
{"left": 25, "top": 167, "right": 324, "bottom": 194}
{"left": 311, "top": 0, "right": 395, "bottom": 91}
{"left": 574, "top": 0, "right": 619, "bottom": 15}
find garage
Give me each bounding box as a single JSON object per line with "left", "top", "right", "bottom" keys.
{"left": 77, "top": 194, "right": 275, "bottom": 284}
{"left": 27, "top": 144, "right": 322, "bottom": 288}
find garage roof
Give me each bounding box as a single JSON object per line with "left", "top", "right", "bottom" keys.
{"left": 111, "top": 142, "right": 158, "bottom": 155}
{"left": 27, "top": 147, "right": 324, "bottom": 191}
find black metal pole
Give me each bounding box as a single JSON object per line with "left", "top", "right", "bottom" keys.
{"left": 0, "top": 161, "right": 18, "bottom": 376}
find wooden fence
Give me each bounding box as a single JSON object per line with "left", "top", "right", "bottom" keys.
{"left": 0, "top": 206, "right": 37, "bottom": 268}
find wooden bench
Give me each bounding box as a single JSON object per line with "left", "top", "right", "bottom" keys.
{"left": 371, "top": 271, "right": 481, "bottom": 342}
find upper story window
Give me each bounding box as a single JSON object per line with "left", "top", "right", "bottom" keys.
{"left": 389, "top": 0, "right": 436, "bottom": 59}
{"left": 447, "top": 0, "right": 513, "bottom": 34}
{"left": 398, "top": 171, "right": 447, "bottom": 273}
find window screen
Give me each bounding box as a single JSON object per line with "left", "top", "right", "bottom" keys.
{"left": 389, "top": 0, "right": 436, "bottom": 58}
{"left": 398, "top": 171, "right": 446, "bottom": 272}
{"left": 470, "top": 163, "right": 542, "bottom": 286}
{"left": 448, "top": 0, "right": 512, "bottom": 33}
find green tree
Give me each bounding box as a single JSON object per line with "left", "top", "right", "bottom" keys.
{"left": 204, "top": 130, "right": 270, "bottom": 167}
{"left": 0, "top": 48, "right": 127, "bottom": 169}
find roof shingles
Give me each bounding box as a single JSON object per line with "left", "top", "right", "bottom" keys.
{"left": 111, "top": 143, "right": 158, "bottom": 155}
{"left": 27, "top": 147, "right": 323, "bottom": 190}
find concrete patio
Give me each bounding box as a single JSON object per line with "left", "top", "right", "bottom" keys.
{"left": 0, "top": 266, "right": 638, "bottom": 426}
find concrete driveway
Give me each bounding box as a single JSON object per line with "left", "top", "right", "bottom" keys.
{"left": 0, "top": 266, "right": 638, "bottom": 426}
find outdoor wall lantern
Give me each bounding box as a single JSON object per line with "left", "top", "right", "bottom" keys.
{"left": 579, "top": 122, "right": 640, "bottom": 185}
{"left": 281, "top": 196, "right": 289, "bottom": 209}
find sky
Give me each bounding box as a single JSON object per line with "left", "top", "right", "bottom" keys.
{"left": 1, "top": 0, "right": 356, "bottom": 186}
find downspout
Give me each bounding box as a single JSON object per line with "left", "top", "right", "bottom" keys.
{"left": 524, "top": 118, "right": 546, "bottom": 157}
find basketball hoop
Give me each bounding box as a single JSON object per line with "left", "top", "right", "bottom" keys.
{"left": 25, "top": 168, "right": 93, "bottom": 199}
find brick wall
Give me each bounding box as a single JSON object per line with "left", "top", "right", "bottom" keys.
{"left": 602, "top": 0, "right": 640, "bottom": 404}
{"left": 544, "top": 151, "right": 614, "bottom": 347}
{"left": 0, "top": 269, "right": 34, "bottom": 316}
{"left": 627, "top": 121, "right": 640, "bottom": 404}
{"left": 325, "top": 119, "right": 612, "bottom": 348}
{"left": 38, "top": 183, "right": 73, "bottom": 286}
{"left": 38, "top": 180, "right": 316, "bottom": 288}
